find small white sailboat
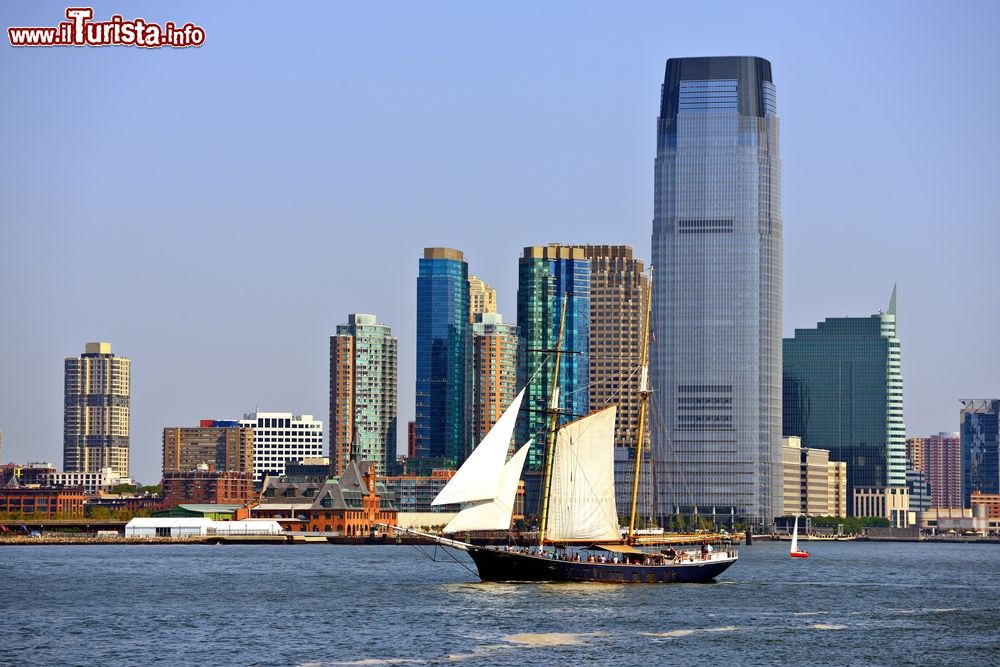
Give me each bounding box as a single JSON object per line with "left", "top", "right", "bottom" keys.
{"left": 790, "top": 515, "right": 810, "bottom": 558}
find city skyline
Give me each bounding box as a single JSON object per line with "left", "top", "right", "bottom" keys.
{"left": 2, "top": 2, "right": 999, "bottom": 483}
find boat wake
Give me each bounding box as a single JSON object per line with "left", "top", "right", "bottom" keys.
{"left": 643, "top": 625, "right": 739, "bottom": 638}
{"left": 503, "top": 631, "right": 604, "bottom": 646}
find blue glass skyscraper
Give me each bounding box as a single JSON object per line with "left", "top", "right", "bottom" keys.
{"left": 415, "top": 247, "right": 471, "bottom": 466}
{"left": 961, "top": 399, "right": 1000, "bottom": 506}
{"left": 650, "top": 57, "right": 782, "bottom": 526}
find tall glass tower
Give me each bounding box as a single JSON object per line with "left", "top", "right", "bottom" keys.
{"left": 330, "top": 313, "right": 398, "bottom": 476}
{"left": 415, "top": 248, "right": 471, "bottom": 466}
{"left": 783, "top": 288, "right": 907, "bottom": 512}
{"left": 517, "top": 245, "right": 590, "bottom": 471}
{"left": 650, "top": 57, "right": 782, "bottom": 526}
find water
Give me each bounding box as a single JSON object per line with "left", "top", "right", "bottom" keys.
{"left": 2, "top": 540, "right": 999, "bottom": 666}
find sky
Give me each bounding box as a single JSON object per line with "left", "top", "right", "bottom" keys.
{"left": 1, "top": 1, "right": 998, "bottom": 484}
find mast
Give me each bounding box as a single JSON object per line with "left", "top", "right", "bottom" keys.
{"left": 537, "top": 295, "right": 568, "bottom": 547}
{"left": 627, "top": 268, "right": 653, "bottom": 541}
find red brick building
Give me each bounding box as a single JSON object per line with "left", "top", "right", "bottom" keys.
{"left": 0, "top": 475, "right": 85, "bottom": 518}
{"left": 255, "top": 461, "right": 397, "bottom": 535}
{"left": 161, "top": 470, "right": 256, "bottom": 508}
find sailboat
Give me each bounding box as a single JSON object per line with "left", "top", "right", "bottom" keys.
{"left": 790, "top": 516, "right": 810, "bottom": 558}
{"left": 391, "top": 271, "right": 738, "bottom": 583}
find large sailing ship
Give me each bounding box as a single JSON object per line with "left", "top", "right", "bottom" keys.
{"left": 394, "top": 273, "right": 738, "bottom": 583}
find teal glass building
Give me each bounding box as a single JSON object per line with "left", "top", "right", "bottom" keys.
{"left": 782, "top": 288, "right": 907, "bottom": 510}
{"left": 650, "top": 56, "right": 782, "bottom": 525}
{"left": 516, "top": 245, "right": 590, "bottom": 474}
{"left": 415, "top": 247, "right": 471, "bottom": 466}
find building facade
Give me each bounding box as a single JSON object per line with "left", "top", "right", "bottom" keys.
{"left": 162, "top": 424, "right": 254, "bottom": 475}
{"left": 468, "top": 275, "right": 497, "bottom": 321}
{"left": 329, "top": 313, "right": 398, "bottom": 476}
{"left": 961, "top": 399, "right": 1000, "bottom": 506}
{"left": 853, "top": 486, "right": 910, "bottom": 527}
{"left": 45, "top": 467, "right": 133, "bottom": 494}
{"left": 782, "top": 437, "right": 833, "bottom": 517}
{"left": 415, "top": 247, "right": 471, "bottom": 465}
{"left": 907, "top": 432, "right": 963, "bottom": 509}
{"left": 238, "top": 412, "right": 324, "bottom": 483}
{"left": 783, "top": 288, "right": 906, "bottom": 513}
{"left": 516, "top": 244, "right": 590, "bottom": 473}
{"left": 161, "top": 469, "right": 256, "bottom": 507}
{"left": 471, "top": 313, "right": 518, "bottom": 446}
{"left": 650, "top": 56, "right": 783, "bottom": 525}
{"left": 581, "top": 245, "right": 651, "bottom": 516}
{"left": 0, "top": 475, "right": 85, "bottom": 518}
{"left": 64, "top": 342, "right": 131, "bottom": 477}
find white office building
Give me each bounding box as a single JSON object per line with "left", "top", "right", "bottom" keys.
{"left": 238, "top": 411, "right": 324, "bottom": 483}
{"left": 46, "top": 467, "right": 133, "bottom": 494}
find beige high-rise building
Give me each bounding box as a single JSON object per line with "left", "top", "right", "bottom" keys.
{"left": 64, "top": 342, "right": 131, "bottom": 477}
{"left": 468, "top": 275, "right": 497, "bottom": 322}
{"left": 472, "top": 313, "right": 518, "bottom": 446}
{"left": 828, "top": 460, "right": 847, "bottom": 516}
{"left": 782, "top": 436, "right": 846, "bottom": 516}
{"left": 162, "top": 426, "right": 254, "bottom": 474}
{"left": 582, "top": 245, "right": 649, "bottom": 512}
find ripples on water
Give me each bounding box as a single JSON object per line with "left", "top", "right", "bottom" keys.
{"left": 2, "top": 541, "right": 999, "bottom": 666}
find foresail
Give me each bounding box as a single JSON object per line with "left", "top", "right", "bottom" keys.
{"left": 545, "top": 406, "right": 620, "bottom": 543}
{"left": 432, "top": 388, "right": 525, "bottom": 506}
{"left": 443, "top": 440, "right": 532, "bottom": 533}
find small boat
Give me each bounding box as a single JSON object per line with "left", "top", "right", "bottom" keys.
{"left": 790, "top": 515, "right": 810, "bottom": 558}
{"left": 394, "top": 270, "right": 738, "bottom": 583}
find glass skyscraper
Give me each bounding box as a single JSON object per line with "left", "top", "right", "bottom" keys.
{"left": 415, "top": 247, "right": 471, "bottom": 466}
{"left": 516, "top": 245, "right": 590, "bottom": 473}
{"left": 782, "top": 288, "right": 907, "bottom": 511}
{"left": 961, "top": 399, "right": 1000, "bottom": 506}
{"left": 650, "top": 56, "right": 782, "bottom": 525}
{"left": 330, "top": 313, "right": 398, "bottom": 476}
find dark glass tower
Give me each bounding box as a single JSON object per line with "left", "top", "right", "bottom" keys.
{"left": 782, "top": 289, "right": 907, "bottom": 512}
{"left": 650, "top": 57, "right": 782, "bottom": 526}
{"left": 415, "top": 247, "right": 471, "bottom": 466}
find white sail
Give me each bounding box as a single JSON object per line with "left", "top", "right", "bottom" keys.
{"left": 431, "top": 388, "right": 525, "bottom": 506}
{"left": 791, "top": 515, "right": 799, "bottom": 553}
{"left": 545, "top": 405, "right": 620, "bottom": 543}
{"left": 443, "top": 440, "right": 532, "bottom": 533}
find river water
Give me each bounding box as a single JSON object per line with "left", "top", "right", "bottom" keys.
{"left": 2, "top": 540, "right": 998, "bottom": 666}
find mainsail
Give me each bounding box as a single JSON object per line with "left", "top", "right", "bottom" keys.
{"left": 442, "top": 440, "right": 532, "bottom": 533}
{"left": 545, "top": 405, "right": 620, "bottom": 543}
{"left": 431, "top": 388, "right": 525, "bottom": 507}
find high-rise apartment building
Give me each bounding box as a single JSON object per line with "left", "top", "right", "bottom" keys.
{"left": 238, "top": 412, "right": 324, "bottom": 483}
{"left": 471, "top": 313, "right": 518, "bottom": 446}
{"left": 162, "top": 424, "right": 254, "bottom": 474}
{"left": 468, "top": 275, "right": 497, "bottom": 322}
{"left": 415, "top": 248, "right": 471, "bottom": 465}
{"left": 64, "top": 342, "right": 131, "bottom": 477}
{"left": 783, "top": 288, "right": 906, "bottom": 511}
{"left": 907, "top": 432, "right": 963, "bottom": 509}
{"left": 650, "top": 57, "right": 782, "bottom": 525}
{"left": 961, "top": 399, "right": 1000, "bottom": 506}
{"left": 329, "top": 313, "right": 398, "bottom": 476}
{"left": 516, "top": 244, "right": 590, "bottom": 473}
{"left": 581, "top": 245, "right": 650, "bottom": 513}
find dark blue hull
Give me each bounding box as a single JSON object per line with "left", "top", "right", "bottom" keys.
{"left": 466, "top": 546, "right": 737, "bottom": 583}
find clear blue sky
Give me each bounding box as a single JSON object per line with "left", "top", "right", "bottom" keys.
{"left": 2, "top": 1, "right": 998, "bottom": 483}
